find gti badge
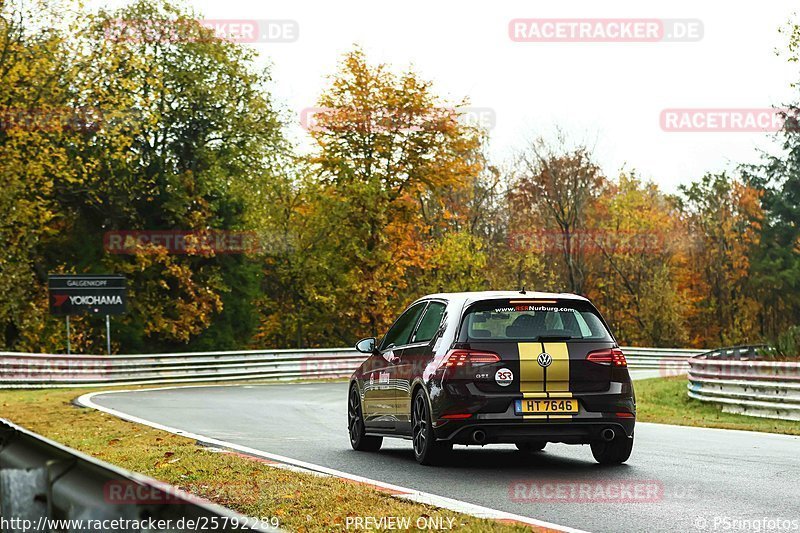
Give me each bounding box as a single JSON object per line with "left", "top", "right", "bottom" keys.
{"left": 537, "top": 352, "right": 552, "bottom": 368}
{"left": 495, "top": 368, "right": 513, "bottom": 387}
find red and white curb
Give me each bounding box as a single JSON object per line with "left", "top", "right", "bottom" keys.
{"left": 77, "top": 387, "right": 588, "bottom": 533}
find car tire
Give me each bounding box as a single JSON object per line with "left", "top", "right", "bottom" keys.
{"left": 412, "top": 390, "right": 451, "bottom": 465}
{"left": 590, "top": 432, "right": 633, "bottom": 464}
{"left": 516, "top": 441, "right": 546, "bottom": 453}
{"left": 348, "top": 385, "right": 382, "bottom": 452}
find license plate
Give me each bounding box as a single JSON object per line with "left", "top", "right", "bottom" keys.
{"left": 515, "top": 399, "right": 578, "bottom": 414}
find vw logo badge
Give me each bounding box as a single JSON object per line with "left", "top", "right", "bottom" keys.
{"left": 537, "top": 352, "right": 552, "bottom": 368}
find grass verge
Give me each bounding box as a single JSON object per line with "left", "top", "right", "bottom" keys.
{"left": 634, "top": 376, "right": 800, "bottom": 436}
{"left": 0, "top": 385, "right": 533, "bottom": 533}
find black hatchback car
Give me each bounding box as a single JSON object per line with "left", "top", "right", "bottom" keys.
{"left": 347, "top": 291, "right": 635, "bottom": 465}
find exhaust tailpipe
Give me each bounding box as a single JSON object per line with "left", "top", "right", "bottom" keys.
{"left": 601, "top": 428, "right": 616, "bottom": 442}
{"left": 472, "top": 429, "right": 486, "bottom": 444}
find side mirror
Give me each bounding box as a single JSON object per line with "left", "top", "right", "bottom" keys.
{"left": 355, "top": 337, "right": 377, "bottom": 354}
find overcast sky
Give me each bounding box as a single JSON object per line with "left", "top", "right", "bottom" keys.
{"left": 90, "top": 0, "right": 799, "bottom": 191}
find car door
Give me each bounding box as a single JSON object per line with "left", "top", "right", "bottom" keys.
{"left": 393, "top": 300, "right": 448, "bottom": 433}
{"left": 362, "top": 301, "right": 427, "bottom": 430}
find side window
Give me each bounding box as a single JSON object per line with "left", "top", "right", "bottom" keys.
{"left": 380, "top": 302, "right": 426, "bottom": 350}
{"left": 412, "top": 302, "right": 446, "bottom": 343}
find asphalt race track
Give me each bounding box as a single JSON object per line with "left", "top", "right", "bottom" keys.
{"left": 90, "top": 379, "right": 800, "bottom": 533}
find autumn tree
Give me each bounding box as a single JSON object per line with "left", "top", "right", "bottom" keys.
{"left": 509, "top": 134, "right": 604, "bottom": 295}
{"left": 676, "top": 173, "right": 763, "bottom": 345}
{"left": 66, "top": 0, "right": 288, "bottom": 351}
{"left": 0, "top": 0, "right": 82, "bottom": 350}
{"left": 741, "top": 17, "right": 800, "bottom": 339}
{"left": 590, "top": 173, "right": 690, "bottom": 346}
{"left": 296, "top": 48, "right": 484, "bottom": 342}
{"left": 0, "top": 0, "right": 288, "bottom": 352}
{"left": 744, "top": 127, "right": 800, "bottom": 337}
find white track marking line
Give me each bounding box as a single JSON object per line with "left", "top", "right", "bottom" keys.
{"left": 637, "top": 421, "right": 800, "bottom": 439}
{"left": 77, "top": 388, "right": 588, "bottom": 533}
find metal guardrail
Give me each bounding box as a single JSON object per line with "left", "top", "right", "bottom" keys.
{"left": 623, "top": 347, "right": 702, "bottom": 371}
{"left": 687, "top": 345, "right": 800, "bottom": 421}
{"left": 0, "top": 346, "right": 701, "bottom": 388}
{"left": 0, "top": 418, "right": 278, "bottom": 532}
{"left": 0, "top": 348, "right": 364, "bottom": 388}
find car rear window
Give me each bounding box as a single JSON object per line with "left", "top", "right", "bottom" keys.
{"left": 460, "top": 299, "right": 612, "bottom": 342}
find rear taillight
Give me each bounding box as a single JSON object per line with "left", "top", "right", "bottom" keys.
{"left": 586, "top": 348, "right": 627, "bottom": 367}
{"left": 444, "top": 349, "right": 500, "bottom": 368}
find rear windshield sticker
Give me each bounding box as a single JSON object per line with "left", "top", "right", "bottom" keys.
{"left": 494, "top": 305, "right": 571, "bottom": 313}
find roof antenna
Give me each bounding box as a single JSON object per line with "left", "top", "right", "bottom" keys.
{"left": 520, "top": 286, "right": 526, "bottom": 295}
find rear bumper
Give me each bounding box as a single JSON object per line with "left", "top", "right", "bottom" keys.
{"left": 431, "top": 383, "right": 636, "bottom": 444}
{"left": 434, "top": 417, "right": 635, "bottom": 445}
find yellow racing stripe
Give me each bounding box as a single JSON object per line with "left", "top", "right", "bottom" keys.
{"left": 518, "top": 342, "right": 544, "bottom": 396}
{"left": 542, "top": 342, "right": 570, "bottom": 393}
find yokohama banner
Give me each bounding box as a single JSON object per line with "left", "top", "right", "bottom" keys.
{"left": 48, "top": 274, "right": 127, "bottom": 316}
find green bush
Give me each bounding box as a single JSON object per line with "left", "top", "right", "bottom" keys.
{"left": 771, "top": 326, "right": 800, "bottom": 359}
